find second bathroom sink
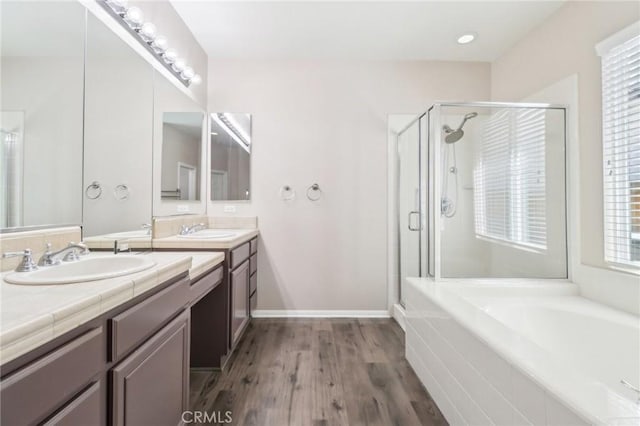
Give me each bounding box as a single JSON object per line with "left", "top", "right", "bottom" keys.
{"left": 177, "top": 230, "right": 237, "bottom": 239}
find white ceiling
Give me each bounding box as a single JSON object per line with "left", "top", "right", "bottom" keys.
{"left": 170, "top": 1, "right": 565, "bottom": 61}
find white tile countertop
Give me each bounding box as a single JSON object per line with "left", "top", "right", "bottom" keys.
{"left": 0, "top": 251, "right": 224, "bottom": 366}
{"left": 152, "top": 228, "right": 259, "bottom": 250}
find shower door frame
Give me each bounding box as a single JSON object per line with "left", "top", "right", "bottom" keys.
{"left": 427, "top": 101, "right": 569, "bottom": 281}
{"left": 396, "top": 112, "right": 428, "bottom": 307}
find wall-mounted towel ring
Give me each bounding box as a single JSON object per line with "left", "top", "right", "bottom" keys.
{"left": 279, "top": 185, "right": 296, "bottom": 201}
{"left": 114, "top": 184, "right": 130, "bottom": 201}
{"left": 85, "top": 181, "right": 102, "bottom": 200}
{"left": 306, "top": 183, "right": 322, "bottom": 201}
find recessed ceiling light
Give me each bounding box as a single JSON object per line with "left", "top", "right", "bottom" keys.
{"left": 457, "top": 33, "right": 476, "bottom": 45}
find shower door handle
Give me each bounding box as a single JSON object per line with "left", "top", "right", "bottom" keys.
{"left": 408, "top": 211, "right": 422, "bottom": 231}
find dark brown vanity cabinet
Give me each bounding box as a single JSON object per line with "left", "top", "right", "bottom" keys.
{"left": 0, "top": 275, "right": 191, "bottom": 426}
{"left": 231, "top": 259, "right": 249, "bottom": 346}
{"left": 0, "top": 327, "right": 105, "bottom": 426}
{"left": 111, "top": 311, "right": 190, "bottom": 426}
{"left": 228, "top": 237, "right": 258, "bottom": 350}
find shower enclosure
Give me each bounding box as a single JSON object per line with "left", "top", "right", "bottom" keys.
{"left": 396, "top": 102, "right": 567, "bottom": 301}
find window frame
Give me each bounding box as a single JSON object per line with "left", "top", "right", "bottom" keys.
{"left": 597, "top": 21, "right": 640, "bottom": 270}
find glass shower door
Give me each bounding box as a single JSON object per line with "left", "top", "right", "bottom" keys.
{"left": 397, "top": 114, "right": 426, "bottom": 306}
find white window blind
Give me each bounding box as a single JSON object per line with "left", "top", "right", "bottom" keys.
{"left": 473, "top": 108, "right": 547, "bottom": 250}
{"left": 598, "top": 26, "right": 640, "bottom": 268}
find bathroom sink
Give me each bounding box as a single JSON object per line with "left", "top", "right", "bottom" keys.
{"left": 103, "top": 230, "right": 151, "bottom": 239}
{"left": 4, "top": 255, "right": 156, "bottom": 285}
{"left": 177, "top": 230, "right": 237, "bottom": 239}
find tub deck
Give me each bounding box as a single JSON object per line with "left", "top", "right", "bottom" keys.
{"left": 404, "top": 278, "right": 640, "bottom": 425}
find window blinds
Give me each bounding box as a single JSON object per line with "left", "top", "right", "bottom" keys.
{"left": 600, "top": 31, "right": 640, "bottom": 267}
{"left": 473, "top": 108, "right": 547, "bottom": 250}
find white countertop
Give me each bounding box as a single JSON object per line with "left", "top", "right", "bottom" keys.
{"left": 0, "top": 251, "right": 224, "bottom": 366}
{"left": 152, "top": 228, "right": 259, "bottom": 250}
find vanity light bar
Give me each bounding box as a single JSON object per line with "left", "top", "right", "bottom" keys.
{"left": 99, "top": 0, "right": 201, "bottom": 87}
{"left": 212, "top": 114, "right": 251, "bottom": 154}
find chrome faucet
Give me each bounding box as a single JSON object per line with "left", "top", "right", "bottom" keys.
{"left": 38, "top": 242, "right": 89, "bottom": 266}
{"left": 179, "top": 222, "right": 206, "bottom": 235}
{"left": 3, "top": 249, "right": 38, "bottom": 272}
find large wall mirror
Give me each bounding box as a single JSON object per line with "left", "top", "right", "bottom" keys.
{"left": 161, "top": 112, "right": 204, "bottom": 201}
{"left": 210, "top": 113, "right": 252, "bottom": 201}
{"left": 153, "top": 77, "right": 206, "bottom": 216}
{"left": 0, "top": 1, "right": 85, "bottom": 229}
{"left": 82, "top": 13, "right": 154, "bottom": 240}
{"left": 1, "top": 2, "right": 209, "bottom": 237}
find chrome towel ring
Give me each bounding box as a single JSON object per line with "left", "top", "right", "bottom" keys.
{"left": 306, "top": 183, "right": 322, "bottom": 201}
{"left": 85, "top": 181, "right": 102, "bottom": 200}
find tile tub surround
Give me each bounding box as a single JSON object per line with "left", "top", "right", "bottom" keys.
{"left": 152, "top": 215, "right": 258, "bottom": 239}
{"left": 152, "top": 228, "right": 259, "bottom": 250}
{"left": 0, "top": 227, "right": 81, "bottom": 272}
{"left": 404, "top": 278, "right": 640, "bottom": 425}
{"left": 0, "top": 251, "right": 224, "bottom": 365}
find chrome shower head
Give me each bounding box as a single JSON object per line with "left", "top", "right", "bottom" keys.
{"left": 444, "top": 128, "right": 464, "bottom": 144}
{"left": 442, "top": 112, "right": 478, "bottom": 144}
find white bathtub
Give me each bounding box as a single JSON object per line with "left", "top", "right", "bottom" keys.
{"left": 404, "top": 278, "right": 640, "bottom": 426}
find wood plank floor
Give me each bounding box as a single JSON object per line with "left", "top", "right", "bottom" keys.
{"left": 190, "top": 319, "right": 448, "bottom": 426}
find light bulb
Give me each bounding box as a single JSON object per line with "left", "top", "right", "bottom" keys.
{"left": 172, "top": 58, "right": 186, "bottom": 73}
{"left": 181, "top": 67, "right": 195, "bottom": 80}
{"left": 190, "top": 74, "right": 202, "bottom": 85}
{"left": 124, "top": 6, "right": 144, "bottom": 29}
{"left": 151, "top": 35, "right": 168, "bottom": 53}
{"left": 163, "top": 48, "right": 177, "bottom": 64}
{"left": 139, "top": 22, "right": 156, "bottom": 42}
{"left": 106, "top": 0, "right": 128, "bottom": 14}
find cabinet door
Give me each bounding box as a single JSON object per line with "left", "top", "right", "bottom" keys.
{"left": 230, "top": 260, "right": 249, "bottom": 346}
{"left": 111, "top": 311, "right": 189, "bottom": 426}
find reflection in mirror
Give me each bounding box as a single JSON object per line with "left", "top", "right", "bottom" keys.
{"left": 153, "top": 75, "right": 206, "bottom": 216}
{"left": 82, "top": 13, "right": 153, "bottom": 238}
{"left": 210, "top": 113, "right": 251, "bottom": 201}
{"left": 0, "top": 1, "right": 85, "bottom": 229}
{"left": 161, "top": 112, "right": 204, "bottom": 201}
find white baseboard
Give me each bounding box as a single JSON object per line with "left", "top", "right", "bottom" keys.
{"left": 251, "top": 310, "right": 391, "bottom": 318}
{"left": 392, "top": 303, "right": 406, "bottom": 331}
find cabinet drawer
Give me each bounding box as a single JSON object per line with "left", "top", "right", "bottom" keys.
{"left": 190, "top": 266, "right": 223, "bottom": 305}
{"left": 250, "top": 291, "right": 257, "bottom": 312}
{"left": 43, "top": 381, "right": 102, "bottom": 426}
{"left": 0, "top": 327, "right": 103, "bottom": 426}
{"left": 250, "top": 238, "right": 258, "bottom": 254}
{"left": 250, "top": 254, "right": 257, "bottom": 276}
{"left": 230, "top": 242, "right": 250, "bottom": 269}
{"left": 250, "top": 272, "right": 257, "bottom": 295}
{"left": 111, "top": 311, "right": 189, "bottom": 426}
{"left": 110, "top": 278, "right": 189, "bottom": 361}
